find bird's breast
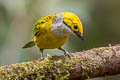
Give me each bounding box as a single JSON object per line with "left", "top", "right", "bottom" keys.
{"left": 34, "top": 33, "right": 70, "bottom": 49}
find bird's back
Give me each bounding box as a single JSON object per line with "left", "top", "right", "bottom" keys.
{"left": 34, "top": 14, "right": 57, "bottom": 36}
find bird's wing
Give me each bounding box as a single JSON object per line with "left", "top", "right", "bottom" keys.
{"left": 34, "top": 14, "right": 57, "bottom": 36}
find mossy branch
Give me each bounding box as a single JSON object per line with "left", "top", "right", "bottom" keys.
{"left": 0, "top": 44, "right": 120, "bottom": 80}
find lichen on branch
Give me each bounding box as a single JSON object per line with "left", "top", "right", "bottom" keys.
{"left": 0, "top": 44, "right": 120, "bottom": 80}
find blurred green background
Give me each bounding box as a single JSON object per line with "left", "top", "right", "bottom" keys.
{"left": 0, "top": 0, "right": 120, "bottom": 79}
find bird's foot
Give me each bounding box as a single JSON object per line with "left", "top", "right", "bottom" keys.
{"left": 40, "top": 56, "right": 45, "bottom": 60}
{"left": 64, "top": 51, "right": 72, "bottom": 58}
{"left": 58, "top": 47, "right": 72, "bottom": 58}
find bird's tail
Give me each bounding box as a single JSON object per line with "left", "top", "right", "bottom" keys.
{"left": 23, "top": 39, "right": 35, "bottom": 48}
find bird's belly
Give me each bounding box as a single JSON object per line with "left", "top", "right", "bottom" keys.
{"left": 34, "top": 34, "right": 70, "bottom": 49}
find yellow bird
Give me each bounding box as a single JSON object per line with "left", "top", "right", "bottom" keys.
{"left": 23, "top": 12, "right": 83, "bottom": 59}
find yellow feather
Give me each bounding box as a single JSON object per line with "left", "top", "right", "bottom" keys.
{"left": 34, "top": 14, "right": 70, "bottom": 49}
{"left": 23, "top": 12, "right": 83, "bottom": 59}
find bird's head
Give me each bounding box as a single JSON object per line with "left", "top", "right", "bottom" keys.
{"left": 62, "top": 12, "right": 83, "bottom": 40}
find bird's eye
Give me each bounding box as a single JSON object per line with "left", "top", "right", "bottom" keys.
{"left": 74, "top": 25, "right": 78, "bottom": 29}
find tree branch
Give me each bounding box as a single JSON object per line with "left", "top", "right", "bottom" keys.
{"left": 0, "top": 44, "right": 120, "bottom": 80}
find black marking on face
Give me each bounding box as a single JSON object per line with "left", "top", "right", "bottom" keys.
{"left": 63, "top": 21, "right": 71, "bottom": 30}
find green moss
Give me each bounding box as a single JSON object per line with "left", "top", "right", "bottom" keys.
{"left": 80, "top": 56, "right": 100, "bottom": 72}
{"left": 0, "top": 53, "right": 100, "bottom": 80}
{"left": 79, "top": 47, "right": 115, "bottom": 78}
{"left": 0, "top": 54, "right": 78, "bottom": 80}
{"left": 0, "top": 47, "right": 114, "bottom": 80}
{"left": 92, "top": 47, "right": 114, "bottom": 62}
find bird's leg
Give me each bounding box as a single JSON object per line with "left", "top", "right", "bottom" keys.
{"left": 39, "top": 48, "right": 44, "bottom": 59}
{"left": 58, "top": 47, "right": 71, "bottom": 57}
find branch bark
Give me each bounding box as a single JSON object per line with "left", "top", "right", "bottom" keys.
{"left": 0, "top": 44, "right": 120, "bottom": 80}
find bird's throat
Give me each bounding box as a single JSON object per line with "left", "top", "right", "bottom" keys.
{"left": 51, "top": 22, "right": 71, "bottom": 37}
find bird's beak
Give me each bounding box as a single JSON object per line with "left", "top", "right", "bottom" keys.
{"left": 74, "top": 31, "right": 83, "bottom": 40}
